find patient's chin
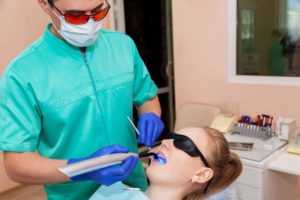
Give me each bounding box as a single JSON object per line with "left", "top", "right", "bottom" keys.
{"left": 147, "top": 171, "right": 191, "bottom": 188}
{"left": 146, "top": 162, "right": 167, "bottom": 183}
{"left": 146, "top": 162, "right": 189, "bottom": 186}
{"left": 145, "top": 150, "right": 200, "bottom": 186}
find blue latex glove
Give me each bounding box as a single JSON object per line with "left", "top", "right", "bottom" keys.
{"left": 67, "top": 144, "right": 138, "bottom": 186}
{"left": 137, "top": 112, "right": 164, "bottom": 147}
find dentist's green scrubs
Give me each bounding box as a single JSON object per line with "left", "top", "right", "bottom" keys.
{"left": 0, "top": 24, "right": 157, "bottom": 200}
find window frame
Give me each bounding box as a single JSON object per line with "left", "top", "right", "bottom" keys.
{"left": 227, "top": 0, "right": 300, "bottom": 86}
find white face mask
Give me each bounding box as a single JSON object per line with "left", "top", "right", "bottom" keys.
{"left": 50, "top": 4, "right": 102, "bottom": 47}
{"left": 57, "top": 17, "right": 102, "bottom": 47}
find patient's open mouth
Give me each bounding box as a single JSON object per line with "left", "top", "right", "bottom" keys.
{"left": 154, "top": 152, "right": 167, "bottom": 165}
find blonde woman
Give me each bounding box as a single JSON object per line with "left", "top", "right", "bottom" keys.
{"left": 90, "top": 127, "right": 242, "bottom": 200}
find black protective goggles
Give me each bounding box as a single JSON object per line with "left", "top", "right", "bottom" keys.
{"left": 167, "top": 132, "right": 212, "bottom": 193}
{"left": 167, "top": 132, "right": 211, "bottom": 168}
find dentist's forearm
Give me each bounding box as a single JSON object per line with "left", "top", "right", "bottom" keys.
{"left": 3, "top": 151, "right": 70, "bottom": 184}
{"left": 137, "top": 95, "right": 161, "bottom": 116}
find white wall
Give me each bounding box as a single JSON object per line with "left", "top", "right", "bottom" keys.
{"left": 0, "top": 0, "right": 49, "bottom": 193}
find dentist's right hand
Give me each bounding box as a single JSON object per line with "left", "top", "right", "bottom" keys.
{"left": 67, "top": 144, "right": 138, "bottom": 186}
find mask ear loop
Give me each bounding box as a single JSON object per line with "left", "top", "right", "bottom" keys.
{"left": 47, "top": 2, "right": 61, "bottom": 19}
{"left": 45, "top": 1, "right": 66, "bottom": 35}
{"left": 42, "top": 0, "right": 48, "bottom": 6}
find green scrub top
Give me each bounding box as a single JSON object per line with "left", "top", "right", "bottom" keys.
{"left": 0, "top": 24, "right": 158, "bottom": 200}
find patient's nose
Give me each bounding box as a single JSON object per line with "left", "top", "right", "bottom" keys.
{"left": 161, "top": 139, "right": 172, "bottom": 151}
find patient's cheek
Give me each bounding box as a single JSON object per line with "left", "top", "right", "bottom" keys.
{"left": 146, "top": 153, "right": 199, "bottom": 186}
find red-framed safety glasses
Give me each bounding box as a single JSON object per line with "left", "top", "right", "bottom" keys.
{"left": 48, "top": 0, "right": 110, "bottom": 25}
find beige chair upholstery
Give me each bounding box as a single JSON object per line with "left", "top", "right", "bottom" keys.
{"left": 174, "top": 103, "right": 221, "bottom": 131}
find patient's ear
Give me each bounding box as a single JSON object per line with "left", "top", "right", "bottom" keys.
{"left": 191, "top": 168, "right": 213, "bottom": 184}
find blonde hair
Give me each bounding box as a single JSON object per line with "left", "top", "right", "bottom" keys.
{"left": 184, "top": 127, "right": 242, "bottom": 200}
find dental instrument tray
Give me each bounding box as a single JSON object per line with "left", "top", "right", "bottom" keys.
{"left": 225, "top": 134, "right": 288, "bottom": 162}
{"left": 228, "top": 142, "right": 254, "bottom": 151}
{"left": 59, "top": 153, "right": 138, "bottom": 177}
{"left": 232, "top": 123, "right": 273, "bottom": 140}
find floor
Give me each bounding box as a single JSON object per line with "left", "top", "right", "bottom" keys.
{"left": 0, "top": 185, "right": 46, "bottom": 200}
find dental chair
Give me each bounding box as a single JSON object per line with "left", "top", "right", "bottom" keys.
{"left": 174, "top": 103, "right": 221, "bottom": 131}
{"left": 174, "top": 103, "right": 238, "bottom": 200}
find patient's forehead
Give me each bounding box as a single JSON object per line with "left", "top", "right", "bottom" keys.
{"left": 177, "top": 127, "right": 210, "bottom": 154}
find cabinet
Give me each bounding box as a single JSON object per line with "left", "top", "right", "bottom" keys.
{"left": 235, "top": 150, "right": 298, "bottom": 200}
{"left": 236, "top": 164, "right": 264, "bottom": 200}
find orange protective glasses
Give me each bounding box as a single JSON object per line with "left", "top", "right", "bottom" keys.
{"left": 48, "top": 1, "right": 110, "bottom": 25}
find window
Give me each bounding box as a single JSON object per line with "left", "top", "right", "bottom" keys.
{"left": 228, "top": 0, "right": 300, "bottom": 85}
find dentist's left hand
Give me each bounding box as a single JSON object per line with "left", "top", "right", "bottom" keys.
{"left": 137, "top": 112, "right": 164, "bottom": 147}
{"left": 67, "top": 144, "right": 138, "bottom": 186}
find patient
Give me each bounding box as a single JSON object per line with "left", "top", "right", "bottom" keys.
{"left": 90, "top": 127, "right": 242, "bottom": 200}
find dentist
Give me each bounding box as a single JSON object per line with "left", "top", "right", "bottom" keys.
{"left": 0, "top": 0, "right": 164, "bottom": 199}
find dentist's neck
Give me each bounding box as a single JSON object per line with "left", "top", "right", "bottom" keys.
{"left": 145, "top": 184, "right": 184, "bottom": 200}
{"left": 50, "top": 24, "right": 63, "bottom": 40}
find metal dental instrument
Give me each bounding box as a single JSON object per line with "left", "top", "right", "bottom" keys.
{"left": 127, "top": 116, "right": 167, "bottom": 164}
{"left": 139, "top": 152, "right": 167, "bottom": 165}
{"left": 127, "top": 116, "right": 152, "bottom": 151}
